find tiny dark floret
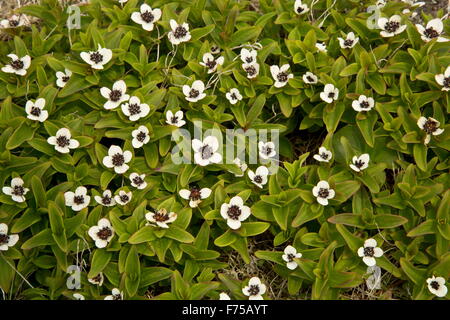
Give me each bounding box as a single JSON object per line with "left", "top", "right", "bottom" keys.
{"left": 318, "top": 188, "right": 329, "bottom": 198}
{"left": 97, "top": 227, "right": 112, "bottom": 240}
{"left": 363, "top": 246, "right": 375, "bottom": 257}
{"left": 112, "top": 153, "right": 125, "bottom": 166}
{"left": 227, "top": 205, "right": 242, "bottom": 220}
{"left": 109, "top": 90, "right": 122, "bottom": 102}
{"left": 200, "top": 145, "right": 213, "bottom": 160}
{"left": 11, "top": 59, "right": 24, "bottom": 70}
{"left": 141, "top": 11, "right": 154, "bottom": 23}
{"left": 128, "top": 103, "right": 141, "bottom": 115}
{"left": 90, "top": 52, "right": 103, "bottom": 64}
{"left": 56, "top": 135, "right": 70, "bottom": 147}
{"left": 384, "top": 21, "right": 400, "bottom": 33}
{"left": 173, "top": 26, "right": 187, "bottom": 39}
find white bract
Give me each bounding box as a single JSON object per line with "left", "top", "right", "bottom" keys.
{"left": 192, "top": 136, "right": 222, "bottom": 166}
{"left": 100, "top": 80, "right": 130, "bottom": 110}
{"left": 94, "top": 190, "right": 116, "bottom": 207}
{"left": 179, "top": 187, "right": 212, "bottom": 208}
{"left": 168, "top": 20, "right": 191, "bottom": 45}
{"left": 357, "top": 238, "right": 384, "bottom": 267}
{"left": 103, "top": 145, "right": 132, "bottom": 174}
{"left": 313, "top": 147, "right": 332, "bottom": 163}
{"left": 282, "top": 245, "right": 302, "bottom": 270}
{"left": 0, "top": 15, "right": 26, "bottom": 28}
{"left": 88, "top": 218, "right": 115, "bottom": 249}
{"left": 145, "top": 208, "right": 177, "bottom": 228}
{"left": 130, "top": 173, "right": 147, "bottom": 190}
{"left": 131, "top": 4, "right": 161, "bottom": 31}
{"left": 219, "top": 292, "right": 231, "bottom": 300}
{"left": 114, "top": 190, "right": 132, "bottom": 205}
{"left": 225, "top": 88, "right": 243, "bottom": 104}
{"left": 270, "top": 64, "right": 294, "bottom": 88}
{"left": 312, "top": 180, "right": 335, "bottom": 206}
{"left": 105, "top": 288, "right": 123, "bottom": 300}
{"left": 417, "top": 117, "right": 445, "bottom": 144}
{"left": 240, "top": 48, "right": 258, "bottom": 64}
{"left": 378, "top": 15, "right": 406, "bottom": 37}
{"left": 0, "top": 224, "right": 19, "bottom": 251}
{"left": 199, "top": 53, "right": 224, "bottom": 73}
{"left": 338, "top": 32, "right": 359, "bottom": 49}
{"left": 352, "top": 95, "right": 375, "bottom": 112}
{"left": 183, "top": 80, "right": 206, "bottom": 102}
{"left": 242, "top": 62, "right": 260, "bottom": 79}
{"left": 258, "top": 141, "right": 276, "bottom": 160}
{"left": 294, "top": 0, "right": 309, "bottom": 15}
{"left": 242, "top": 277, "right": 266, "bottom": 300}
{"left": 131, "top": 125, "right": 150, "bottom": 148}
{"left": 88, "top": 273, "right": 104, "bottom": 286}
{"left": 376, "top": 0, "right": 386, "bottom": 8}
{"left": 220, "top": 196, "right": 251, "bottom": 230}
{"left": 248, "top": 166, "right": 269, "bottom": 188}
{"left": 2, "top": 53, "right": 31, "bottom": 76}
{"left": 166, "top": 110, "right": 186, "bottom": 127}
{"left": 416, "top": 18, "right": 448, "bottom": 43}
{"left": 25, "top": 98, "right": 48, "bottom": 122}
{"left": 232, "top": 157, "right": 248, "bottom": 177}
{"left": 80, "top": 44, "right": 112, "bottom": 69}
{"left": 315, "top": 42, "right": 327, "bottom": 52}
{"left": 2, "top": 177, "right": 29, "bottom": 203}
{"left": 426, "top": 276, "right": 448, "bottom": 298}
{"left": 56, "top": 69, "right": 72, "bottom": 88}
{"left": 64, "top": 186, "right": 90, "bottom": 211}
{"left": 435, "top": 66, "right": 450, "bottom": 91}
{"left": 47, "top": 128, "right": 79, "bottom": 153}
{"left": 320, "top": 84, "right": 339, "bottom": 103}
{"left": 302, "top": 71, "right": 318, "bottom": 84}
{"left": 121, "top": 96, "right": 149, "bottom": 121}
{"left": 73, "top": 293, "right": 85, "bottom": 300}
{"left": 350, "top": 154, "right": 370, "bottom": 172}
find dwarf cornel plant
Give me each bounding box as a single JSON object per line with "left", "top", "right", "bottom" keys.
{"left": 0, "top": 0, "right": 449, "bottom": 300}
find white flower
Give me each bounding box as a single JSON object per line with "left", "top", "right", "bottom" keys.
{"left": 312, "top": 180, "right": 335, "bottom": 206}
{"left": 199, "top": 53, "right": 224, "bottom": 74}
{"left": 64, "top": 186, "right": 90, "bottom": 211}
{"left": 114, "top": 190, "right": 132, "bottom": 205}
{"left": 210, "top": 44, "right": 220, "bottom": 54}
{"left": 88, "top": 218, "right": 115, "bottom": 249}
{"left": 313, "top": 146, "right": 332, "bottom": 163}
{"left": 0, "top": 224, "right": 19, "bottom": 251}
{"left": 240, "top": 48, "right": 258, "bottom": 64}
{"left": 47, "top": 128, "right": 79, "bottom": 153}
{"left": 376, "top": 0, "right": 386, "bottom": 8}
{"left": 366, "top": 265, "right": 382, "bottom": 290}
{"left": 435, "top": 66, "right": 450, "bottom": 91}
{"left": 130, "top": 173, "right": 147, "bottom": 190}
{"left": 2, "top": 177, "right": 29, "bottom": 203}
{"left": 282, "top": 245, "right": 302, "bottom": 270}
{"left": 183, "top": 80, "right": 206, "bottom": 102}
{"left": 220, "top": 196, "right": 251, "bottom": 230}
{"left": 416, "top": 18, "right": 449, "bottom": 43}
{"left": 131, "top": 125, "right": 150, "bottom": 149}
{"left": 338, "top": 32, "right": 359, "bottom": 49}
{"left": 232, "top": 157, "right": 248, "bottom": 177}
{"left": 0, "top": 15, "right": 26, "bottom": 29}
{"left": 352, "top": 95, "right": 375, "bottom": 112}
{"left": 73, "top": 293, "right": 85, "bottom": 300}
{"left": 145, "top": 208, "right": 177, "bottom": 229}
{"left": 131, "top": 4, "right": 161, "bottom": 31}
{"left": 166, "top": 110, "right": 186, "bottom": 127}
{"left": 121, "top": 96, "right": 149, "bottom": 121}
{"left": 100, "top": 80, "right": 130, "bottom": 110}
{"left": 88, "top": 273, "right": 104, "bottom": 286}
{"left": 103, "top": 145, "right": 132, "bottom": 174}
{"left": 402, "top": 0, "right": 425, "bottom": 7}
{"left": 248, "top": 166, "right": 269, "bottom": 189}
{"left": 167, "top": 19, "right": 191, "bottom": 45}
{"left": 378, "top": 15, "right": 406, "bottom": 37}
{"left": 302, "top": 71, "right": 318, "bottom": 84}
{"left": 417, "top": 117, "right": 444, "bottom": 144}
{"left": 294, "top": 0, "right": 309, "bottom": 15}
{"left": 94, "top": 190, "right": 116, "bottom": 207}
{"left": 219, "top": 292, "right": 231, "bottom": 300}
{"left": 56, "top": 69, "right": 72, "bottom": 88}
{"left": 270, "top": 64, "right": 294, "bottom": 88}
{"left": 258, "top": 141, "right": 276, "bottom": 160}
{"left": 179, "top": 187, "right": 212, "bottom": 208}
{"left": 25, "top": 98, "right": 48, "bottom": 122}
{"left": 426, "top": 276, "right": 448, "bottom": 298}
{"left": 226, "top": 88, "right": 243, "bottom": 105}
{"left": 242, "top": 277, "right": 266, "bottom": 300}
{"left": 350, "top": 154, "right": 370, "bottom": 172}
{"left": 80, "top": 44, "right": 112, "bottom": 70}
{"left": 242, "top": 62, "right": 260, "bottom": 79}
{"left": 315, "top": 42, "right": 327, "bottom": 52}
{"left": 192, "top": 136, "right": 222, "bottom": 166}
{"left": 105, "top": 288, "right": 123, "bottom": 300}
{"left": 2, "top": 53, "right": 31, "bottom": 76}
{"left": 357, "top": 238, "right": 384, "bottom": 267}
{"left": 320, "top": 84, "right": 339, "bottom": 103}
